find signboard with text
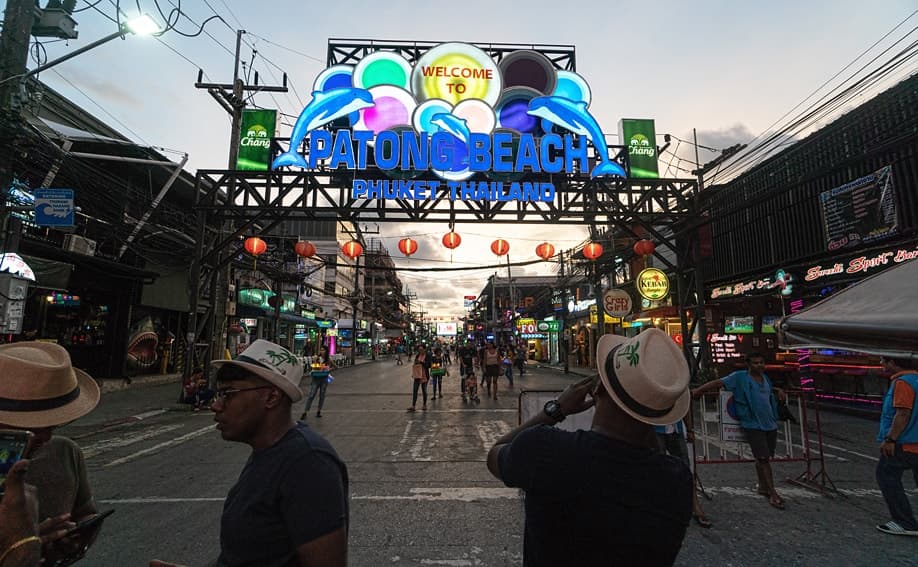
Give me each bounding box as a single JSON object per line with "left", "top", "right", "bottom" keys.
{"left": 637, "top": 268, "right": 670, "bottom": 300}
{"left": 33, "top": 188, "right": 74, "bottom": 227}
{"left": 619, "top": 118, "right": 658, "bottom": 178}
{"left": 237, "top": 109, "right": 277, "bottom": 170}
{"left": 272, "top": 42, "right": 629, "bottom": 205}
{"left": 819, "top": 166, "right": 897, "bottom": 251}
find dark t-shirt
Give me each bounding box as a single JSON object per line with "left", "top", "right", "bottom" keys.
{"left": 218, "top": 424, "right": 349, "bottom": 567}
{"left": 498, "top": 426, "right": 692, "bottom": 567}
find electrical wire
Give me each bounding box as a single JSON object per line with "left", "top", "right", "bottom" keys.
{"left": 73, "top": 0, "right": 107, "bottom": 12}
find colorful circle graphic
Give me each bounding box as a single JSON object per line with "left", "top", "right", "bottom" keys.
{"left": 452, "top": 99, "right": 496, "bottom": 134}
{"left": 353, "top": 85, "right": 418, "bottom": 135}
{"left": 411, "top": 43, "right": 502, "bottom": 106}
{"left": 552, "top": 70, "right": 592, "bottom": 105}
{"left": 495, "top": 87, "right": 542, "bottom": 133}
{"left": 412, "top": 99, "right": 454, "bottom": 133}
{"left": 354, "top": 52, "right": 412, "bottom": 90}
{"left": 498, "top": 50, "right": 557, "bottom": 96}
{"left": 312, "top": 64, "right": 354, "bottom": 92}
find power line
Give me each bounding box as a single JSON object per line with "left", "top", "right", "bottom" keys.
{"left": 245, "top": 31, "right": 325, "bottom": 64}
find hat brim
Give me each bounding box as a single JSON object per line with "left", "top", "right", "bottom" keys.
{"left": 212, "top": 360, "right": 304, "bottom": 402}
{"left": 596, "top": 334, "right": 691, "bottom": 426}
{"left": 0, "top": 368, "right": 100, "bottom": 429}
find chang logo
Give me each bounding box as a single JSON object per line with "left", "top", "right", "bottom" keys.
{"left": 241, "top": 124, "right": 270, "bottom": 148}
{"left": 628, "top": 134, "right": 655, "bottom": 157}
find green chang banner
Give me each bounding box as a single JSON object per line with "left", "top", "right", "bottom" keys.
{"left": 619, "top": 118, "right": 659, "bottom": 178}
{"left": 237, "top": 109, "right": 277, "bottom": 170}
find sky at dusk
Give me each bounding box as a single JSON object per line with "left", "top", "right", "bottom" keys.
{"left": 20, "top": 0, "right": 918, "bottom": 319}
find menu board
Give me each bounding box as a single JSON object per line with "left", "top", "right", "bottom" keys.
{"left": 819, "top": 166, "right": 897, "bottom": 252}
{"left": 709, "top": 334, "right": 744, "bottom": 364}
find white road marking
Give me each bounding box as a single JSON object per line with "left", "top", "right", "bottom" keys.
{"left": 353, "top": 487, "right": 520, "bottom": 502}
{"left": 476, "top": 420, "right": 511, "bottom": 450}
{"left": 98, "top": 486, "right": 918, "bottom": 506}
{"left": 388, "top": 420, "right": 440, "bottom": 461}
{"left": 695, "top": 434, "right": 848, "bottom": 462}
{"left": 103, "top": 425, "right": 216, "bottom": 467}
{"left": 133, "top": 409, "right": 168, "bottom": 420}
{"left": 818, "top": 441, "right": 879, "bottom": 462}
{"left": 83, "top": 424, "right": 183, "bottom": 459}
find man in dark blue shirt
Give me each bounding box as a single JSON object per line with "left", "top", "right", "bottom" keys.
{"left": 151, "top": 340, "right": 348, "bottom": 567}
{"left": 487, "top": 329, "right": 693, "bottom": 566}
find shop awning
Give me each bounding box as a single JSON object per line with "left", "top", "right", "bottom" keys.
{"left": 777, "top": 259, "right": 918, "bottom": 359}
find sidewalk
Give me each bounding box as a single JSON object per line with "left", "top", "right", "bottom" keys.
{"left": 536, "top": 361, "right": 597, "bottom": 377}
{"left": 69, "top": 357, "right": 379, "bottom": 434}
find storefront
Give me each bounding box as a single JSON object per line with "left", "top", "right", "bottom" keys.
{"left": 705, "top": 239, "right": 918, "bottom": 402}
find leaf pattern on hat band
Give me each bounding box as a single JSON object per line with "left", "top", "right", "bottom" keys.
{"left": 264, "top": 349, "right": 298, "bottom": 373}
{"left": 616, "top": 342, "right": 640, "bottom": 368}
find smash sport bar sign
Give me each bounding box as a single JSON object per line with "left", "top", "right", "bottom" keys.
{"left": 272, "top": 42, "right": 628, "bottom": 202}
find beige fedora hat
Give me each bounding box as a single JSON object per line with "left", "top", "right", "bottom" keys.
{"left": 212, "top": 339, "right": 303, "bottom": 402}
{"left": 0, "top": 342, "right": 100, "bottom": 428}
{"left": 595, "top": 328, "right": 690, "bottom": 426}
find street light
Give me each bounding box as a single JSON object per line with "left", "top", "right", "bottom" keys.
{"left": 25, "top": 14, "right": 161, "bottom": 78}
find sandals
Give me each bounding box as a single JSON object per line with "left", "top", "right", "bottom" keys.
{"left": 406, "top": 407, "right": 416, "bottom": 412}
{"left": 693, "top": 514, "right": 713, "bottom": 529}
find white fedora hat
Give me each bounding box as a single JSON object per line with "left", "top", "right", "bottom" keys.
{"left": 595, "top": 328, "right": 690, "bottom": 426}
{"left": 0, "top": 342, "right": 100, "bottom": 429}
{"left": 212, "top": 340, "right": 303, "bottom": 402}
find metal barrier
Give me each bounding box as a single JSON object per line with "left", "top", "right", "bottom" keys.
{"left": 694, "top": 389, "right": 838, "bottom": 496}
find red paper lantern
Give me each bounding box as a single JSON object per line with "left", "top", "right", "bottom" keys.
{"left": 633, "top": 239, "right": 656, "bottom": 257}
{"left": 294, "top": 240, "right": 316, "bottom": 258}
{"left": 398, "top": 237, "right": 418, "bottom": 257}
{"left": 491, "top": 238, "right": 510, "bottom": 256}
{"left": 442, "top": 231, "right": 462, "bottom": 249}
{"left": 535, "top": 242, "right": 555, "bottom": 260}
{"left": 243, "top": 236, "right": 267, "bottom": 256}
{"left": 342, "top": 240, "right": 363, "bottom": 259}
{"left": 583, "top": 241, "right": 604, "bottom": 261}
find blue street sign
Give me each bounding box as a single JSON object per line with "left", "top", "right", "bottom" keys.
{"left": 33, "top": 189, "right": 75, "bottom": 227}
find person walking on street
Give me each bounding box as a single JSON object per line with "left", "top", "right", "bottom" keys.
{"left": 692, "top": 352, "right": 787, "bottom": 510}
{"left": 430, "top": 347, "right": 446, "bottom": 400}
{"left": 874, "top": 356, "right": 918, "bottom": 536}
{"left": 487, "top": 329, "right": 693, "bottom": 566}
{"left": 481, "top": 343, "right": 502, "bottom": 400}
{"left": 301, "top": 346, "right": 336, "bottom": 420}
{"left": 503, "top": 346, "right": 514, "bottom": 387}
{"left": 395, "top": 344, "right": 404, "bottom": 366}
{"left": 407, "top": 345, "right": 431, "bottom": 412}
{"left": 150, "top": 339, "right": 349, "bottom": 567}
{"left": 514, "top": 345, "right": 527, "bottom": 378}
{"left": 458, "top": 343, "right": 476, "bottom": 401}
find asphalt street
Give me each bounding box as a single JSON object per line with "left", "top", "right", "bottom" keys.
{"left": 57, "top": 357, "right": 917, "bottom": 566}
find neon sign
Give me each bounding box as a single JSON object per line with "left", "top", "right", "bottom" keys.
{"left": 273, "top": 43, "right": 626, "bottom": 202}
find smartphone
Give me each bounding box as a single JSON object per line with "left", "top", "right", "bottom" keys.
{"left": 64, "top": 509, "right": 115, "bottom": 537}
{"left": 0, "top": 429, "right": 33, "bottom": 488}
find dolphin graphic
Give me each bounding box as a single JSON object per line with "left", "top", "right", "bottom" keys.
{"left": 430, "top": 112, "right": 471, "bottom": 144}
{"left": 527, "top": 96, "right": 627, "bottom": 178}
{"left": 272, "top": 87, "right": 375, "bottom": 169}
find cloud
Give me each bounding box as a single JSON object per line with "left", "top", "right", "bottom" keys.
{"left": 62, "top": 73, "right": 144, "bottom": 108}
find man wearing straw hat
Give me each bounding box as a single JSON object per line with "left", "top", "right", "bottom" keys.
{"left": 487, "top": 329, "right": 693, "bottom": 566}
{"left": 151, "top": 339, "right": 348, "bottom": 567}
{"left": 0, "top": 341, "right": 103, "bottom": 565}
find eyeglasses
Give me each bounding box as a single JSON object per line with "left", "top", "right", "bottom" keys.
{"left": 214, "top": 386, "right": 273, "bottom": 402}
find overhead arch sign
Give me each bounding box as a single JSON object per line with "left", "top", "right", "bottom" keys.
{"left": 272, "top": 43, "right": 627, "bottom": 204}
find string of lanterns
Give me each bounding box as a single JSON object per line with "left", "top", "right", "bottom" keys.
{"left": 242, "top": 234, "right": 655, "bottom": 264}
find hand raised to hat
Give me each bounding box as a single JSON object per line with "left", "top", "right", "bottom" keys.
{"left": 557, "top": 376, "right": 597, "bottom": 417}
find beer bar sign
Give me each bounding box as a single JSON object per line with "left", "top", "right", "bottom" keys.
{"left": 237, "top": 109, "right": 277, "bottom": 170}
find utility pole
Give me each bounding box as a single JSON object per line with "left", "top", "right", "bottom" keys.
{"left": 188, "top": 29, "right": 287, "bottom": 380}
{"left": 0, "top": 0, "right": 38, "bottom": 255}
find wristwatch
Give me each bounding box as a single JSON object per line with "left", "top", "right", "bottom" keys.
{"left": 884, "top": 436, "right": 898, "bottom": 444}
{"left": 544, "top": 400, "right": 565, "bottom": 423}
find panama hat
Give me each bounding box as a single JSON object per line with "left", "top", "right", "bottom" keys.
{"left": 595, "top": 328, "right": 690, "bottom": 426}
{"left": 0, "top": 342, "right": 100, "bottom": 428}
{"left": 212, "top": 340, "right": 303, "bottom": 402}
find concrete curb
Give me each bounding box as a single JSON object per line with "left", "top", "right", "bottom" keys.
{"left": 95, "top": 373, "right": 182, "bottom": 394}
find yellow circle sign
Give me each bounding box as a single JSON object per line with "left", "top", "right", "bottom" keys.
{"left": 637, "top": 268, "right": 670, "bottom": 300}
